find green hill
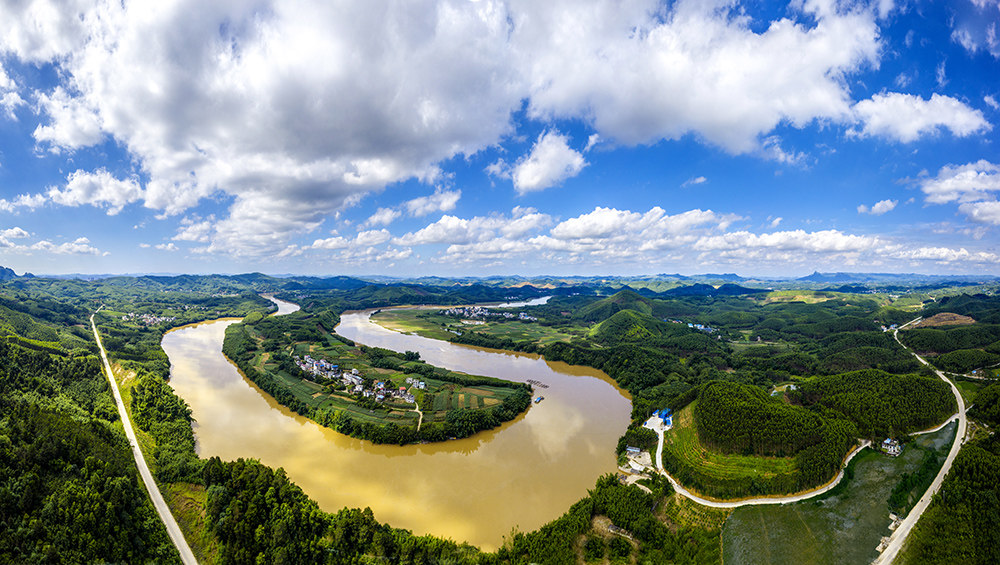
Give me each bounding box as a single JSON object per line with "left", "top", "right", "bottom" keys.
{"left": 694, "top": 381, "right": 828, "bottom": 458}
{"left": 576, "top": 289, "right": 654, "bottom": 322}
{"left": 589, "top": 309, "right": 669, "bottom": 343}
{"left": 798, "top": 369, "right": 956, "bottom": 437}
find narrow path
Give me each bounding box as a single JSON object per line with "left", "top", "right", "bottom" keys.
{"left": 872, "top": 324, "right": 968, "bottom": 564}
{"left": 413, "top": 402, "right": 424, "bottom": 431}
{"left": 91, "top": 313, "right": 198, "bottom": 565}
{"left": 654, "top": 427, "right": 870, "bottom": 508}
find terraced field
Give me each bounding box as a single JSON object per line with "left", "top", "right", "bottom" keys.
{"left": 663, "top": 402, "right": 799, "bottom": 487}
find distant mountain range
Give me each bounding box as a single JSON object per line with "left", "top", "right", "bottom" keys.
{"left": 797, "top": 271, "right": 998, "bottom": 284}
{"left": 7, "top": 266, "right": 999, "bottom": 287}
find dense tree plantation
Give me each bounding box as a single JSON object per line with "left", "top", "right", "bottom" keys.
{"left": 969, "top": 383, "right": 1000, "bottom": 426}
{"left": 695, "top": 381, "right": 829, "bottom": 457}
{"left": 663, "top": 371, "right": 955, "bottom": 499}
{"left": 0, "top": 314, "right": 178, "bottom": 562}
{"left": 900, "top": 435, "right": 1000, "bottom": 565}
{"left": 795, "top": 369, "right": 956, "bottom": 438}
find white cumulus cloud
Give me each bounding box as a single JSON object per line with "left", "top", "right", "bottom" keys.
{"left": 508, "top": 130, "right": 587, "bottom": 194}
{"left": 404, "top": 189, "right": 461, "bottom": 217}
{"left": 919, "top": 160, "right": 1000, "bottom": 204}
{"left": 47, "top": 169, "right": 143, "bottom": 215}
{"left": 851, "top": 92, "right": 990, "bottom": 142}
{"left": 364, "top": 207, "right": 402, "bottom": 227}
{"left": 857, "top": 199, "right": 898, "bottom": 215}
{"left": 958, "top": 201, "right": 1000, "bottom": 225}
{"left": 33, "top": 86, "right": 104, "bottom": 151}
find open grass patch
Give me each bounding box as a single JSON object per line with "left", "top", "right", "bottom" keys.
{"left": 164, "top": 482, "right": 222, "bottom": 565}
{"left": 660, "top": 493, "right": 731, "bottom": 531}
{"left": 661, "top": 403, "right": 800, "bottom": 497}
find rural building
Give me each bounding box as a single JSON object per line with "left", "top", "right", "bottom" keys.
{"left": 881, "top": 438, "right": 902, "bottom": 456}
{"left": 654, "top": 408, "right": 672, "bottom": 427}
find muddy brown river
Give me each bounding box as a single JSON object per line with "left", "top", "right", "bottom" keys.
{"left": 162, "top": 297, "right": 631, "bottom": 550}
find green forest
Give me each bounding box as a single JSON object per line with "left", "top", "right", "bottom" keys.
{"left": 0, "top": 272, "right": 996, "bottom": 563}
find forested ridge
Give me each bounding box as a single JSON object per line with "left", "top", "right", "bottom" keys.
{"left": 900, "top": 435, "right": 1000, "bottom": 565}
{"left": 664, "top": 369, "right": 956, "bottom": 499}
{"left": 0, "top": 318, "right": 178, "bottom": 563}
{"left": 796, "top": 369, "right": 956, "bottom": 438}
{"left": 695, "top": 381, "right": 828, "bottom": 457}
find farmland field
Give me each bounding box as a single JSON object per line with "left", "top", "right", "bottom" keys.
{"left": 722, "top": 421, "right": 956, "bottom": 565}
{"left": 371, "top": 308, "right": 584, "bottom": 346}
{"left": 246, "top": 320, "right": 522, "bottom": 433}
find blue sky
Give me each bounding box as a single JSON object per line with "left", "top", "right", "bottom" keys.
{"left": 0, "top": 0, "right": 998, "bottom": 277}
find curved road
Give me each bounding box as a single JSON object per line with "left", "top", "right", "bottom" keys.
{"left": 654, "top": 427, "right": 871, "bottom": 508}
{"left": 872, "top": 324, "right": 968, "bottom": 564}
{"left": 91, "top": 313, "right": 198, "bottom": 565}
{"left": 654, "top": 315, "right": 964, "bottom": 518}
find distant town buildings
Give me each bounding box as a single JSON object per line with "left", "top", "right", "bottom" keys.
{"left": 121, "top": 312, "right": 176, "bottom": 326}
{"left": 666, "top": 319, "right": 717, "bottom": 333}
{"left": 441, "top": 306, "right": 537, "bottom": 322}
{"left": 295, "top": 354, "right": 341, "bottom": 380}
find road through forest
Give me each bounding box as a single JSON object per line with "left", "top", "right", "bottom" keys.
{"left": 871, "top": 321, "right": 967, "bottom": 564}
{"left": 91, "top": 313, "right": 198, "bottom": 565}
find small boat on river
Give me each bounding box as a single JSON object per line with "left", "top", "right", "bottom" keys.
{"left": 534, "top": 396, "right": 544, "bottom": 403}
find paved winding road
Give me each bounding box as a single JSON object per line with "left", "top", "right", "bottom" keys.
{"left": 654, "top": 426, "right": 871, "bottom": 508}
{"left": 654, "top": 314, "right": 964, "bottom": 520}
{"left": 871, "top": 323, "right": 968, "bottom": 564}
{"left": 91, "top": 313, "right": 198, "bottom": 565}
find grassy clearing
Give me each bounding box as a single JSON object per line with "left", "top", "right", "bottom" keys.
{"left": 660, "top": 493, "right": 731, "bottom": 531}
{"left": 662, "top": 402, "right": 798, "bottom": 485}
{"left": 722, "top": 421, "right": 957, "bottom": 565}
{"left": 163, "top": 483, "right": 221, "bottom": 564}
{"left": 955, "top": 380, "right": 985, "bottom": 405}
{"left": 372, "top": 308, "right": 584, "bottom": 345}
{"left": 764, "top": 291, "right": 833, "bottom": 304}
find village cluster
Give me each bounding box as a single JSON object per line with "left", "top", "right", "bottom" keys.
{"left": 120, "top": 312, "right": 177, "bottom": 325}
{"left": 665, "top": 319, "right": 716, "bottom": 333}
{"left": 293, "top": 354, "right": 425, "bottom": 405}
{"left": 441, "top": 306, "right": 538, "bottom": 322}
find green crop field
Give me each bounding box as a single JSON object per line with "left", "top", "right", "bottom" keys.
{"left": 246, "top": 321, "right": 519, "bottom": 434}
{"left": 722, "top": 421, "right": 956, "bottom": 565}
{"left": 663, "top": 402, "right": 799, "bottom": 486}
{"left": 955, "top": 379, "right": 985, "bottom": 405}
{"left": 371, "top": 308, "right": 584, "bottom": 346}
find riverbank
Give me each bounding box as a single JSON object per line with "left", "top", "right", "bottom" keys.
{"left": 162, "top": 307, "right": 630, "bottom": 549}
{"left": 221, "top": 305, "right": 533, "bottom": 445}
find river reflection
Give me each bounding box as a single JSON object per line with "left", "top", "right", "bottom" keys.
{"left": 163, "top": 299, "right": 630, "bottom": 550}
